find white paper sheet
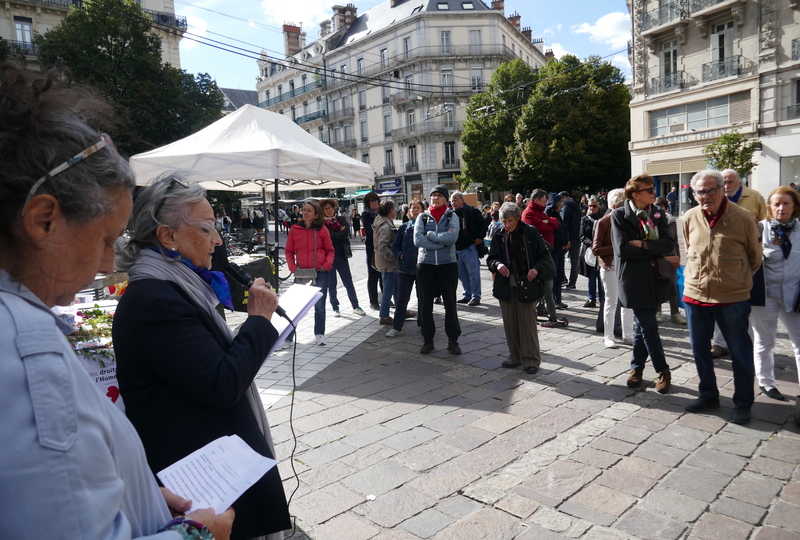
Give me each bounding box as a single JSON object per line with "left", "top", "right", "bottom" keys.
{"left": 157, "top": 435, "right": 277, "bottom": 514}
{"left": 268, "top": 283, "right": 324, "bottom": 355}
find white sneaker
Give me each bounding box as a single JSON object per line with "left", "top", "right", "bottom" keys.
{"left": 655, "top": 311, "right": 663, "bottom": 323}
{"left": 275, "top": 340, "right": 291, "bottom": 350}
{"left": 353, "top": 307, "right": 366, "bottom": 316}
{"left": 315, "top": 334, "right": 326, "bottom": 346}
{"left": 622, "top": 338, "right": 633, "bottom": 345}
{"left": 604, "top": 338, "right": 618, "bottom": 349}
{"left": 333, "top": 310, "right": 341, "bottom": 318}
{"left": 386, "top": 328, "right": 403, "bottom": 337}
{"left": 671, "top": 312, "right": 687, "bottom": 324}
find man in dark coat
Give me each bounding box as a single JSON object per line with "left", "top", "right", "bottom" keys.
{"left": 451, "top": 191, "right": 489, "bottom": 306}
{"left": 559, "top": 191, "right": 581, "bottom": 288}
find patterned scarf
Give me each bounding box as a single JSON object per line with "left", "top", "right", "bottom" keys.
{"left": 324, "top": 217, "right": 344, "bottom": 231}
{"left": 770, "top": 219, "right": 796, "bottom": 259}
{"left": 629, "top": 200, "right": 660, "bottom": 241}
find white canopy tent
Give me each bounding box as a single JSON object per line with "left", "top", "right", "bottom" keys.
{"left": 129, "top": 104, "right": 374, "bottom": 192}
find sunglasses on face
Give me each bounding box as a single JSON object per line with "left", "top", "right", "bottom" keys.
{"left": 636, "top": 187, "right": 656, "bottom": 195}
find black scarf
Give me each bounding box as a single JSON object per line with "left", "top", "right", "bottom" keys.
{"left": 770, "top": 219, "right": 796, "bottom": 259}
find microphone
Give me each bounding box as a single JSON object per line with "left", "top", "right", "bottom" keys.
{"left": 225, "top": 262, "right": 290, "bottom": 321}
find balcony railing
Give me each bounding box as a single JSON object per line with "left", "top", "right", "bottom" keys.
{"left": 702, "top": 55, "right": 740, "bottom": 82}
{"left": 391, "top": 121, "right": 463, "bottom": 140}
{"left": 788, "top": 105, "right": 800, "bottom": 121}
{"left": 639, "top": 1, "right": 686, "bottom": 32}
{"left": 329, "top": 139, "right": 357, "bottom": 151}
{"left": 651, "top": 71, "right": 684, "bottom": 94}
{"left": 14, "top": 0, "right": 79, "bottom": 8}
{"left": 257, "top": 80, "right": 324, "bottom": 109}
{"left": 3, "top": 40, "right": 37, "bottom": 55}
{"left": 383, "top": 165, "right": 396, "bottom": 176}
{"left": 793, "top": 39, "right": 800, "bottom": 62}
{"left": 325, "top": 44, "right": 516, "bottom": 90}
{"left": 325, "top": 107, "right": 354, "bottom": 123}
{"left": 690, "top": 0, "right": 732, "bottom": 12}
{"left": 406, "top": 162, "right": 419, "bottom": 172}
{"left": 294, "top": 110, "right": 325, "bottom": 125}
{"left": 442, "top": 159, "right": 461, "bottom": 170}
{"left": 142, "top": 8, "right": 188, "bottom": 29}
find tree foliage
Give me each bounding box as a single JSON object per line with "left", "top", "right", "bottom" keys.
{"left": 702, "top": 130, "right": 759, "bottom": 178}
{"left": 511, "top": 55, "right": 631, "bottom": 194}
{"left": 457, "top": 58, "right": 538, "bottom": 193}
{"left": 34, "top": 0, "right": 223, "bottom": 156}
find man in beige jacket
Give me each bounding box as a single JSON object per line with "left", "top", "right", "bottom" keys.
{"left": 682, "top": 170, "right": 761, "bottom": 425}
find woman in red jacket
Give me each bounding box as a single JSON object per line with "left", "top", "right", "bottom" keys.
{"left": 286, "top": 200, "right": 335, "bottom": 345}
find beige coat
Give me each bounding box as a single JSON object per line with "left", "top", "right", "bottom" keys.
{"left": 735, "top": 185, "right": 767, "bottom": 221}
{"left": 372, "top": 214, "right": 398, "bottom": 272}
{"left": 682, "top": 201, "right": 761, "bottom": 304}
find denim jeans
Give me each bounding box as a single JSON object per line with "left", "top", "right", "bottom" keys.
{"left": 685, "top": 300, "right": 755, "bottom": 408}
{"left": 587, "top": 266, "right": 605, "bottom": 302}
{"left": 567, "top": 242, "right": 580, "bottom": 286}
{"left": 287, "top": 270, "right": 329, "bottom": 340}
{"left": 393, "top": 272, "right": 417, "bottom": 331}
{"left": 379, "top": 271, "right": 397, "bottom": 319}
{"left": 456, "top": 245, "right": 482, "bottom": 299}
{"left": 551, "top": 249, "right": 565, "bottom": 303}
{"left": 328, "top": 244, "right": 360, "bottom": 310}
{"left": 630, "top": 308, "right": 669, "bottom": 373}
{"left": 416, "top": 262, "right": 461, "bottom": 342}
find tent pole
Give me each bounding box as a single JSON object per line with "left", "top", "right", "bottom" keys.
{"left": 274, "top": 179, "right": 280, "bottom": 290}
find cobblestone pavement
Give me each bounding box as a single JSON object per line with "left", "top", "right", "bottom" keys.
{"left": 238, "top": 233, "right": 800, "bottom": 540}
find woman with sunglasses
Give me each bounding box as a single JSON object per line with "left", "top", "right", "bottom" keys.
{"left": 611, "top": 174, "right": 676, "bottom": 394}
{"left": 0, "top": 64, "right": 233, "bottom": 539}
{"left": 114, "top": 175, "right": 291, "bottom": 540}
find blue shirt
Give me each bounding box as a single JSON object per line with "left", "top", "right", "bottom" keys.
{"left": 0, "top": 270, "right": 178, "bottom": 539}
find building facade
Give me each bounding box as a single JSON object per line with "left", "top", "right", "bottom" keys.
{"left": 0, "top": 0, "right": 186, "bottom": 68}
{"left": 256, "top": 0, "right": 548, "bottom": 202}
{"left": 627, "top": 0, "right": 800, "bottom": 210}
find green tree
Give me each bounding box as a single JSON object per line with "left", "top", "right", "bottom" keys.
{"left": 34, "top": 0, "right": 223, "bottom": 156}
{"left": 702, "top": 130, "right": 759, "bottom": 178}
{"left": 457, "top": 58, "right": 538, "bottom": 193}
{"left": 511, "top": 55, "right": 630, "bottom": 194}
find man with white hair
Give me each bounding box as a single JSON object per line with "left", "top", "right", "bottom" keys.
{"left": 682, "top": 170, "right": 761, "bottom": 424}
{"left": 592, "top": 188, "right": 634, "bottom": 348}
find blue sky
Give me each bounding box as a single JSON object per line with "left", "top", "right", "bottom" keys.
{"left": 175, "top": 0, "right": 631, "bottom": 91}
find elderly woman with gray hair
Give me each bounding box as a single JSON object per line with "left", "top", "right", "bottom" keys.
{"left": 113, "top": 176, "right": 291, "bottom": 540}
{"left": 487, "top": 203, "right": 556, "bottom": 374}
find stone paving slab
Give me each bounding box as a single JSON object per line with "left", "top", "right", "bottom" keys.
{"left": 239, "top": 261, "right": 800, "bottom": 539}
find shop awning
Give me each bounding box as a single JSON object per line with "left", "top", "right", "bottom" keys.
{"left": 377, "top": 188, "right": 401, "bottom": 196}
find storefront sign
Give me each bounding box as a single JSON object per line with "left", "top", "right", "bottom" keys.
{"left": 379, "top": 179, "right": 401, "bottom": 190}
{"left": 650, "top": 127, "right": 730, "bottom": 147}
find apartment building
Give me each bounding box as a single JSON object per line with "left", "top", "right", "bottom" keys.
{"left": 627, "top": 0, "right": 800, "bottom": 210}
{"left": 0, "top": 0, "right": 186, "bottom": 68}
{"left": 256, "top": 0, "right": 548, "bottom": 201}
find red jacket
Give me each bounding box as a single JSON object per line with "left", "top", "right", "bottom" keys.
{"left": 286, "top": 224, "right": 334, "bottom": 272}
{"left": 522, "top": 201, "right": 556, "bottom": 249}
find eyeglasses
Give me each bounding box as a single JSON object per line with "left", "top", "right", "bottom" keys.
{"left": 588, "top": 204, "right": 599, "bottom": 208}
{"left": 635, "top": 187, "right": 656, "bottom": 195}
{"left": 154, "top": 177, "right": 189, "bottom": 219}
{"left": 693, "top": 187, "right": 719, "bottom": 198}
{"left": 21, "top": 133, "right": 119, "bottom": 217}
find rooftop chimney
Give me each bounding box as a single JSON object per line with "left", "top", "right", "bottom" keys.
{"left": 390, "top": 0, "right": 399, "bottom": 6}
{"left": 521, "top": 27, "right": 532, "bottom": 42}
{"left": 344, "top": 4, "right": 358, "bottom": 26}
{"left": 508, "top": 12, "right": 521, "bottom": 32}
{"left": 283, "top": 23, "right": 302, "bottom": 56}
{"left": 545, "top": 48, "right": 555, "bottom": 60}
{"left": 491, "top": 0, "right": 504, "bottom": 14}
{"left": 332, "top": 5, "right": 346, "bottom": 31}
{"left": 320, "top": 19, "right": 331, "bottom": 37}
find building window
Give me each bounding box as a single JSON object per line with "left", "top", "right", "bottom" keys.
{"left": 462, "top": 2, "right": 474, "bottom": 9}
{"left": 266, "top": 90, "right": 270, "bottom": 100}
{"left": 360, "top": 120, "right": 368, "bottom": 142}
{"left": 382, "top": 83, "right": 391, "bottom": 103}
{"left": 290, "top": 105, "right": 296, "bottom": 121}
{"left": 14, "top": 16, "right": 32, "bottom": 44}
{"left": 362, "top": 153, "right": 370, "bottom": 164}
{"left": 383, "top": 114, "right": 393, "bottom": 137}
{"left": 303, "top": 101, "right": 309, "bottom": 115}
{"left": 711, "top": 21, "right": 733, "bottom": 63}
{"left": 341, "top": 63, "right": 347, "bottom": 75}
{"left": 331, "top": 97, "right": 338, "bottom": 113}
{"left": 444, "top": 141, "right": 456, "bottom": 164}
{"left": 344, "top": 124, "right": 353, "bottom": 141}
{"left": 385, "top": 148, "right": 394, "bottom": 167}
{"left": 649, "top": 96, "right": 730, "bottom": 137}
{"left": 405, "top": 74, "right": 413, "bottom": 93}
{"left": 359, "top": 89, "right": 366, "bottom": 110}
{"left": 661, "top": 40, "right": 677, "bottom": 77}
{"left": 301, "top": 74, "right": 307, "bottom": 84}
{"left": 470, "top": 67, "right": 482, "bottom": 92}
{"left": 342, "top": 94, "right": 350, "bottom": 110}
{"left": 380, "top": 48, "right": 388, "bottom": 68}
{"left": 440, "top": 31, "right": 451, "bottom": 54}
{"left": 469, "top": 29, "right": 481, "bottom": 54}
{"left": 289, "top": 80, "right": 295, "bottom": 91}
{"left": 440, "top": 69, "right": 453, "bottom": 92}
{"left": 357, "top": 57, "right": 364, "bottom": 74}
{"left": 443, "top": 104, "right": 455, "bottom": 128}
{"left": 407, "top": 108, "right": 416, "bottom": 131}
{"left": 403, "top": 37, "right": 411, "bottom": 60}
{"left": 408, "top": 145, "right": 418, "bottom": 165}
{"left": 333, "top": 126, "right": 341, "bottom": 143}
{"left": 278, "top": 84, "right": 283, "bottom": 94}
{"left": 437, "top": 2, "right": 449, "bottom": 9}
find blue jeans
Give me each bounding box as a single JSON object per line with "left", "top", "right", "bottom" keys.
{"left": 287, "top": 270, "right": 329, "bottom": 340}
{"left": 685, "top": 301, "right": 755, "bottom": 408}
{"left": 587, "top": 266, "right": 605, "bottom": 302}
{"left": 456, "top": 245, "right": 482, "bottom": 299}
{"left": 328, "top": 244, "right": 360, "bottom": 310}
{"left": 631, "top": 308, "right": 669, "bottom": 373}
{"left": 379, "top": 271, "right": 397, "bottom": 319}
{"left": 393, "top": 272, "right": 417, "bottom": 331}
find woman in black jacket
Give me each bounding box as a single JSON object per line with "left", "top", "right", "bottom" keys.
{"left": 611, "top": 174, "right": 676, "bottom": 394}
{"left": 487, "top": 202, "right": 556, "bottom": 374}
{"left": 321, "top": 199, "right": 366, "bottom": 317}
{"left": 578, "top": 196, "right": 605, "bottom": 308}
{"left": 361, "top": 191, "right": 382, "bottom": 310}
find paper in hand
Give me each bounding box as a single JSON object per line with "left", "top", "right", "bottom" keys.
{"left": 268, "top": 283, "right": 323, "bottom": 353}
{"left": 157, "top": 435, "right": 277, "bottom": 514}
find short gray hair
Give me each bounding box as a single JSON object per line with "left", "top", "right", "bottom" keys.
{"left": 607, "top": 188, "right": 625, "bottom": 209}
{"left": 691, "top": 170, "right": 724, "bottom": 190}
{"left": 499, "top": 202, "right": 521, "bottom": 221}
{"left": 116, "top": 174, "right": 207, "bottom": 271}
{"left": 720, "top": 169, "right": 741, "bottom": 183}
{"left": 451, "top": 190, "right": 464, "bottom": 201}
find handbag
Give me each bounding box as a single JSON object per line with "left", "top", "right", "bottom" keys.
{"left": 651, "top": 256, "right": 674, "bottom": 280}
{"left": 341, "top": 241, "right": 353, "bottom": 259}
{"left": 476, "top": 242, "right": 489, "bottom": 259}
{"left": 665, "top": 255, "right": 680, "bottom": 268}
{"left": 294, "top": 229, "right": 318, "bottom": 284}
{"left": 583, "top": 246, "right": 597, "bottom": 267}
{"left": 517, "top": 276, "right": 545, "bottom": 303}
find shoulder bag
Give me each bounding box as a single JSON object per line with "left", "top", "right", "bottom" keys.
{"left": 294, "top": 229, "right": 318, "bottom": 284}
{"left": 651, "top": 256, "right": 674, "bottom": 280}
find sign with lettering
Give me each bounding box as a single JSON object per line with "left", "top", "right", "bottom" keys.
{"left": 649, "top": 128, "right": 730, "bottom": 147}
{"left": 379, "top": 179, "right": 401, "bottom": 189}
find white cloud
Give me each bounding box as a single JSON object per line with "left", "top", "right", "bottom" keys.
{"left": 549, "top": 43, "right": 571, "bottom": 59}
{"left": 543, "top": 23, "right": 562, "bottom": 37}
{"left": 260, "top": 0, "right": 334, "bottom": 33}
{"left": 572, "top": 12, "right": 631, "bottom": 50}
{"left": 181, "top": 15, "right": 208, "bottom": 51}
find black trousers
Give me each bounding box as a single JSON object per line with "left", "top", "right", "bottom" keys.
{"left": 416, "top": 262, "right": 461, "bottom": 342}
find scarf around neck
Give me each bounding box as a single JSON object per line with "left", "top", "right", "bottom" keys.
{"left": 629, "top": 200, "right": 659, "bottom": 241}
{"left": 429, "top": 204, "right": 447, "bottom": 223}
{"left": 770, "top": 218, "right": 796, "bottom": 259}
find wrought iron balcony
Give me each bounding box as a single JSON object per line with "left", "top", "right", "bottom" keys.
{"left": 406, "top": 162, "right": 419, "bottom": 172}
{"left": 13, "top": 0, "right": 79, "bottom": 9}
{"left": 651, "top": 71, "right": 684, "bottom": 94}
{"left": 702, "top": 55, "right": 740, "bottom": 82}
{"left": 442, "top": 159, "right": 461, "bottom": 169}
{"left": 329, "top": 139, "right": 357, "bottom": 151}
{"left": 793, "top": 39, "right": 799, "bottom": 62}
{"left": 142, "top": 8, "right": 188, "bottom": 30}
{"left": 391, "top": 121, "right": 462, "bottom": 141}
{"left": 257, "top": 80, "right": 324, "bottom": 109}
{"left": 690, "top": 0, "right": 737, "bottom": 12}
{"left": 383, "top": 165, "right": 396, "bottom": 176}
{"left": 3, "top": 40, "right": 37, "bottom": 55}
{"left": 325, "top": 107, "right": 354, "bottom": 123}
{"left": 294, "top": 110, "right": 325, "bottom": 125}
{"left": 639, "top": 1, "right": 687, "bottom": 32}
{"left": 788, "top": 105, "right": 800, "bottom": 121}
